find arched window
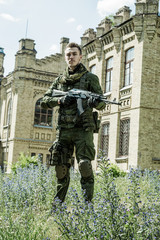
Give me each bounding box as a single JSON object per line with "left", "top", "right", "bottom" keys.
{"left": 34, "top": 99, "right": 53, "bottom": 127}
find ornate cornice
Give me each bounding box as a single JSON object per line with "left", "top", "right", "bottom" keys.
{"left": 100, "top": 32, "right": 113, "bottom": 46}
{"left": 120, "top": 20, "right": 134, "bottom": 37}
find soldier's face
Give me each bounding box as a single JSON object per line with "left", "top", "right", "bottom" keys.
{"left": 65, "top": 47, "right": 82, "bottom": 70}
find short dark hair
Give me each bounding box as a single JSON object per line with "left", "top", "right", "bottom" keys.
{"left": 65, "top": 42, "right": 82, "bottom": 55}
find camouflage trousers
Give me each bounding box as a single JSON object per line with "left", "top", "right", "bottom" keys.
{"left": 53, "top": 127, "right": 95, "bottom": 202}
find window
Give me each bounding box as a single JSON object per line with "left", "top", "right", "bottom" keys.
{"left": 34, "top": 99, "right": 53, "bottom": 127}
{"left": 124, "top": 48, "right": 134, "bottom": 86}
{"left": 31, "top": 153, "right": 36, "bottom": 157}
{"left": 5, "top": 99, "right": 12, "bottom": 126}
{"left": 90, "top": 65, "right": 96, "bottom": 74}
{"left": 105, "top": 57, "right": 113, "bottom": 93}
{"left": 100, "top": 123, "right": 110, "bottom": 156}
{"left": 119, "top": 118, "right": 130, "bottom": 156}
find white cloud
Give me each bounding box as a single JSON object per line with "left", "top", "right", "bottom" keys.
{"left": 0, "top": 13, "right": 20, "bottom": 22}
{"left": 0, "top": 0, "right": 14, "bottom": 4}
{"left": 50, "top": 44, "right": 58, "bottom": 53}
{"left": 0, "top": 0, "right": 6, "bottom": 4}
{"left": 76, "top": 25, "right": 83, "bottom": 31}
{"left": 97, "top": 0, "right": 135, "bottom": 17}
{"left": 67, "top": 17, "right": 75, "bottom": 23}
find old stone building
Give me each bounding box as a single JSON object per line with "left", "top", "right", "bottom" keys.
{"left": 0, "top": 37, "right": 69, "bottom": 172}
{"left": 0, "top": 0, "right": 160, "bottom": 172}
{"left": 81, "top": 0, "right": 160, "bottom": 171}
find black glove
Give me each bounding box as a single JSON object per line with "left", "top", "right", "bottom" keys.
{"left": 87, "top": 96, "right": 101, "bottom": 108}
{"left": 40, "top": 101, "right": 50, "bottom": 109}
{"left": 60, "top": 95, "right": 75, "bottom": 106}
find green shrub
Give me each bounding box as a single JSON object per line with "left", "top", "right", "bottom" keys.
{"left": 107, "top": 163, "right": 126, "bottom": 178}
{"left": 97, "top": 149, "right": 126, "bottom": 178}
{"left": 11, "top": 153, "right": 38, "bottom": 173}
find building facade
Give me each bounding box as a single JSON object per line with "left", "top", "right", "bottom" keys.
{"left": 81, "top": 0, "right": 160, "bottom": 171}
{"left": 0, "top": 37, "right": 69, "bottom": 172}
{"left": 0, "top": 0, "right": 160, "bottom": 172}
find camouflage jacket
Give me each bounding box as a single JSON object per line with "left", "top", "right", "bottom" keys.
{"left": 41, "top": 63, "right": 105, "bottom": 130}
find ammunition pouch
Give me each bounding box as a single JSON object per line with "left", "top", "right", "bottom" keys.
{"left": 81, "top": 111, "right": 95, "bottom": 132}
{"left": 80, "top": 110, "right": 100, "bottom": 132}
{"left": 59, "top": 114, "right": 76, "bottom": 124}
{"left": 49, "top": 140, "right": 72, "bottom": 166}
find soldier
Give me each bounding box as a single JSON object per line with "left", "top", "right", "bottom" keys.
{"left": 41, "top": 42, "right": 105, "bottom": 203}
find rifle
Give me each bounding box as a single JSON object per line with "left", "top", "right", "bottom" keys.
{"left": 52, "top": 88, "right": 121, "bottom": 115}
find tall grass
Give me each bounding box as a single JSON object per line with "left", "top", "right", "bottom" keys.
{"left": 0, "top": 155, "right": 160, "bottom": 239}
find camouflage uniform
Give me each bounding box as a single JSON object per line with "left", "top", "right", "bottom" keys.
{"left": 41, "top": 63, "right": 105, "bottom": 202}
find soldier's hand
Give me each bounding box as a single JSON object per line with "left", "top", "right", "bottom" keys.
{"left": 60, "top": 95, "right": 75, "bottom": 106}
{"left": 41, "top": 101, "right": 50, "bottom": 109}
{"left": 87, "top": 96, "right": 101, "bottom": 108}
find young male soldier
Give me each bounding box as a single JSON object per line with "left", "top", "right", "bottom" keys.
{"left": 41, "top": 42, "right": 106, "bottom": 203}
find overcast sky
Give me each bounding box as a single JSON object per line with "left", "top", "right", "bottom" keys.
{"left": 0, "top": 0, "right": 158, "bottom": 76}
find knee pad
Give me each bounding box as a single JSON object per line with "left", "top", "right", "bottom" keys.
{"left": 55, "top": 165, "right": 68, "bottom": 180}
{"left": 78, "top": 159, "right": 93, "bottom": 178}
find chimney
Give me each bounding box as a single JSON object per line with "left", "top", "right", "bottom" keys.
{"left": 113, "top": 15, "right": 123, "bottom": 26}
{"left": 114, "top": 6, "right": 131, "bottom": 25}
{"left": 60, "top": 37, "right": 69, "bottom": 55}
{"left": 81, "top": 28, "right": 96, "bottom": 46}
{"left": 96, "top": 18, "right": 112, "bottom": 37}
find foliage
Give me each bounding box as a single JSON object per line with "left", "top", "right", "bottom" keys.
{"left": 0, "top": 163, "right": 56, "bottom": 239}
{"left": 0, "top": 206, "right": 48, "bottom": 240}
{"left": 11, "top": 153, "right": 39, "bottom": 173}
{"left": 107, "top": 163, "right": 126, "bottom": 178}
{"left": 106, "top": 15, "right": 114, "bottom": 26}
{"left": 1, "top": 151, "right": 160, "bottom": 239}
{"left": 97, "top": 150, "right": 126, "bottom": 177}
{"left": 54, "top": 151, "right": 160, "bottom": 240}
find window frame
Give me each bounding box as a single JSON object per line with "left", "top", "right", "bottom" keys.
{"left": 34, "top": 98, "right": 53, "bottom": 127}
{"left": 5, "top": 99, "right": 12, "bottom": 126}
{"left": 105, "top": 57, "right": 113, "bottom": 93}
{"left": 124, "top": 47, "right": 134, "bottom": 87}
{"left": 100, "top": 122, "right": 110, "bottom": 156}
{"left": 119, "top": 118, "right": 130, "bottom": 157}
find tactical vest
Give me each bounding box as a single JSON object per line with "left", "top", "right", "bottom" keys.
{"left": 57, "top": 73, "right": 96, "bottom": 131}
